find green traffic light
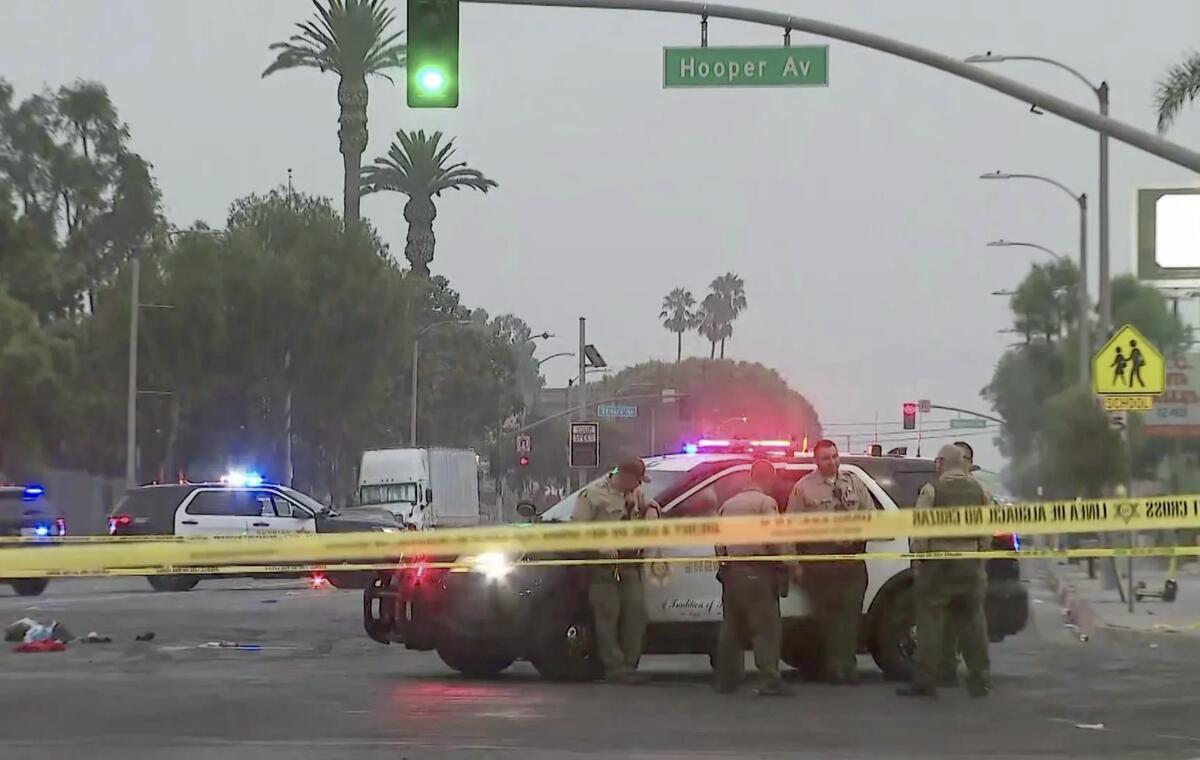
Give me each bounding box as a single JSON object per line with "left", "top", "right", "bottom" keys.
{"left": 408, "top": 0, "right": 460, "bottom": 108}
{"left": 418, "top": 67, "right": 446, "bottom": 93}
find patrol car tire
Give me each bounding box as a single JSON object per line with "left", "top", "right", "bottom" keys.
{"left": 436, "top": 642, "right": 515, "bottom": 678}
{"left": 10, "top": 579, "right": 48, "bottom": 597}
{"left": 529, "top": 602, "right": 604, "bottom": 682}
{"left": 872, "top": 586, "right": 916, "bottom": 681}
{"left": 147, "top": 575, "right": 199, "bottom": 593}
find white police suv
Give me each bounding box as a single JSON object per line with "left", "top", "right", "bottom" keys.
{"left": 364, "top": 441, "right": 1027, "bottom": 680}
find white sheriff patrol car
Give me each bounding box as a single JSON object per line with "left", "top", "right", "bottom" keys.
{"left": 364, "top": 441, "right": 1027, "bottom": 680}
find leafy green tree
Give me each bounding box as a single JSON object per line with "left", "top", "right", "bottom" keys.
{"left": 1041, "top": 386, "right": 1126, "bottom": 498}
{"left": 361, "top": 129, "right": 497, "bottom": 276}
{"left": 263, "top": 0, "right": 406, "bottom": 227}
{"left": 659, "top": 287, "right": 696, "bottom": 363}
{"left": 0, "top": 287, "right": 74, "bottom": 475}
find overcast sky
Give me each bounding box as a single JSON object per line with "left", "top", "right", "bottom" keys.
{"left": 5, "top": 0, "right": 1200, "bottom": 467}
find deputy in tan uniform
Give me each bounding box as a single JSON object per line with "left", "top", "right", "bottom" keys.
{"left": 787, "top": 439, "right": 873, "bottom": 685}
{"left": 898, "top": 444, "right": 991, "bottom": 699}
{"left": 938, "top": 441, "right": 994, "bottom": 687}
{"left": 571, "top": 457, "right": 659, "bottom": 684}
{"left": 713, "top": 459, "right": 792, "bottom": 696}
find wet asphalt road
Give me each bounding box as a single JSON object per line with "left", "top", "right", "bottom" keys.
{"left": 0, "top": 572, "right": 1197, "bottom": 760}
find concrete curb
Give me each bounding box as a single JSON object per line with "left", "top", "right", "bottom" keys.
{"left": 1038, "top": 561, "right": 1199, "bottom": 652}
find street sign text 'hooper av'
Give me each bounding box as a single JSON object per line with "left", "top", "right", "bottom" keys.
{"left": 664, "top": 46, "right": 829, "bottom": 88}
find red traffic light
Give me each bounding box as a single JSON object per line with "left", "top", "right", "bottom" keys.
{"left": 518, "top": 455, "right": 530, "bottom": 467}
{"left": 902, "top": 403, "right": 917, "bottom": 414}
{"left": 902, "top": 402, "right": 917, "bottom": 430}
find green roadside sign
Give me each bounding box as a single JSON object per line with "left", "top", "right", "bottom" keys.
{"left": 948, "top": 418, "right": 988, "bottom": 430}
{"left": 663, "top": 46, "right": 829, "bottom": 88}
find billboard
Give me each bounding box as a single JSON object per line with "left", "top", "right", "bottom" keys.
{"left": 1137, "top": 187, "right": 1200, "bottom": 282}
{"left": 1143, "top": 354, "right": 1200, "bottom": 437}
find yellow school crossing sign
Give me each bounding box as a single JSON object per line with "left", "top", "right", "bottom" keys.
{"left": 1092, "top": 324, "right": 1165, "bottom": 410}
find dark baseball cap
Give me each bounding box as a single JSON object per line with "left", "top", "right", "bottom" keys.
{"left": 616, "top": 457, "right": 650, "bottom": 483}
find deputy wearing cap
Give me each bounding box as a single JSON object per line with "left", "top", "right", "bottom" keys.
{"left": 898, "top": 444, "right": 991, "bottom": 699}
{"left": 937, "top": 440, "right": 994, "bottom": 687}
{"left": 787, "top": 439, "right": 873, "bottom": 685}
{"left": 571, "top": 456, "right": 660, "bottom": 685}
{"left": 713, "top": 459, "right": 792, "bottom": 696}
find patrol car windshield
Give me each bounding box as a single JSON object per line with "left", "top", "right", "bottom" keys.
{"left": 278, "top": 486, "right": 333, "bottom": 515}
{"left": 538, "top": 471, "right": 691, "bottom": 522}
{"left": 358, "top": 483, "right": 419, "bottom": 507}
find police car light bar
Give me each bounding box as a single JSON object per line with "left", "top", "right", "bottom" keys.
{"left": 220, "top": 470, "right": 264, "bottom": 487}
{"left": 22, "top": 484, "right": 45, "bottom": 501}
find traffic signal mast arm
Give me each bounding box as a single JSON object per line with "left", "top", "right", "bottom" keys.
{"left": 460, "top": 0, "right": 1200, "bottom": 173}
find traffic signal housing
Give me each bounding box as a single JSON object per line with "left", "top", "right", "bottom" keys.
{"left": 902, "top": 402, "right": 917, "bottom": 430}
{"left": 408, "top": 0, "right": 460, "bottom": 108}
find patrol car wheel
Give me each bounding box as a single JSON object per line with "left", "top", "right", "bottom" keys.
{"left": 872, "top": 586, "right": 916, "bottom": 681}
{"left": 10, "top": 578, "right": 48, "bottom": 597}
{"left": 529, "top": 606, "right": 604, "bottom": 682}
{"left": 147, "top": 575, "right": 199, "bottom": 592}
{"left": 436, "top": 642, "right": 516, "bottom": 678}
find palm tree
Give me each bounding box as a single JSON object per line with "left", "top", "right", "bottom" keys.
{"left": 696, "top": 293, "right": 724, "bottom": 359}
{"left": 659, "top": 287, "right": 696, "bottom": 362}
{"left": 263, "top": 0, "right": 406, "bottom": 228}
{"left": 361, "top": 129, "right": 497, "bottom": 275}
{"left": 1155, "top": 53, "right": 1200, "bottom": 133}
{"left": 708, "top": 272, "right": 747, "bottom": 358}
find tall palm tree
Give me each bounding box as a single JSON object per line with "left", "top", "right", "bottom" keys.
{"left": 659, "top": 287, "right": 696, "bottom": 362}
{"left": 1155, "top": 52, "right": 1200, "bottom": 133}
{"left": 709, "top": 272, "right": 747, "bottom": 357}
{"left": 361, "top": 129, "right": 497, "bottom": 276}
{"left": 263, "top": 0, "right": 406, "bottom": 228}
{"left": 696, "top": 293, "right": 724, "bottom": 359}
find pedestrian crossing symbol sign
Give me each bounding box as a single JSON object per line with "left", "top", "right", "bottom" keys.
{"left": 1092, "top": 324, "right": 1165, "bottom": 397}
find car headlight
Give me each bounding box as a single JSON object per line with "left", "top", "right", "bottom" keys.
{"left": 461, "top": 551, "right": 513, "bottom": 581}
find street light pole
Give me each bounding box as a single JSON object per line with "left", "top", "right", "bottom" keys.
{"left": 966, "top": 53, "right": 1111, "bottom": 340}
{"left": 987, "top": 237, "right": 1084, "bottom": 369}
{"left": 980, "top": 172, "right": 1089, "bottom": 383}
{"left": 577, "top": 317, "right": 587, "bottom": 489}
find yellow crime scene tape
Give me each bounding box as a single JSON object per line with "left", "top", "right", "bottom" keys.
{"left": 0, "top": 493, "right": 1199, "bottom": 578}
{"left": 3, "top": 545, "right": 1199, "bottom": 579}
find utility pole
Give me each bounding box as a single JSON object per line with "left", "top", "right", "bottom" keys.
{"left": 124, "top": 251, "right": 140, "bottom": 488}
{"left": 577, "top": 316, "right": 587, "bottom": 489}
{"left": 284, "top": 348, "right": 293, "bottom": 486}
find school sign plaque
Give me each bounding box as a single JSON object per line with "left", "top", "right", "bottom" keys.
{"left": 1093, "top": 324, "right": 1165, "bottom": 411}
{"left": 663, "top": 46, "right": 829, "bottom": 88}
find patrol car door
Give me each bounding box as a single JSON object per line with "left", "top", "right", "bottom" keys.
{"left": 842, "top": 464, "right": 910, "bottom": 614}
{"left": 175, "top": 489, "right": 254, "bottom": 537}
{"left": 246, "top": 489, "right": 315, "bottom": 536}
{"left": 645, "top": 467, "right": 750, "bottom": 624}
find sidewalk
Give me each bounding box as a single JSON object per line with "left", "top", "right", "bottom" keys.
{"left": 1040, "top": 559, "right": 1200, "bottom": 649}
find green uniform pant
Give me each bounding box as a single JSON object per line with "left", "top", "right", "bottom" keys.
{"left": 803, "top": 561, "right": 867, "bottom": 681}
{"left": 940, "top": 622, "right": 960, "bottom": 680}
{"left": 714, "top": 565, "right": 782, "bottom": 689}
{"left": 589, "top": 566, "right": 646, "bottom": 677}
{"left": 913, "top": 560, "right": 990, "bottom": 690}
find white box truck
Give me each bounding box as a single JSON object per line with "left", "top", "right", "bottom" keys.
{"left": 356, "top": 448, "right": 481, "bottom": 529}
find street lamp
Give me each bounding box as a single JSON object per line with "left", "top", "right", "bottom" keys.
{"left": 986, "top": 239, "right": 1067, "bottom": 263}
{"left": 536, "top": 351, "right": 574, "bottom": 368}
{"left": 980, "top": 171, "right": 1089, "bottom": 382}
{"left": 411, "top": 319, "right": 473, "bottom": 446}
{"left": 967, "top": 52, "right": 1110, "bottom": 341}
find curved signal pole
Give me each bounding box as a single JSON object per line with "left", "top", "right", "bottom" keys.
{"left": 464, "top": 0, "right": 1200, "bottom": 172}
